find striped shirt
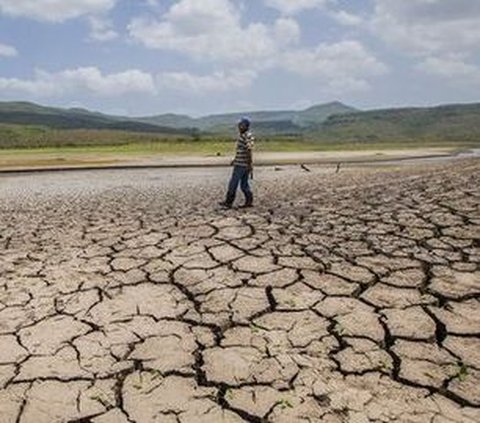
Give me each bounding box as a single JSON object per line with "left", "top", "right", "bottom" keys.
{"left": 233, "top": 131, "right": 255, "bottom": 167}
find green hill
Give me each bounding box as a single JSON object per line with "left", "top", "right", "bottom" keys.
{"left": 315, "top": 103, "right": 480, "bottom": 144}
{"left": 0, "top": 102, "right": 193, "bottom": 135}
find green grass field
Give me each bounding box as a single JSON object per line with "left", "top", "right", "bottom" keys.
{"left": 1, "top": 123, "right": 478, "bottom": 169}
{"left": 1, "top": 122, "right": 479, "bottom": 152}
{"left": 2, "top": 138, "right": 477, "bottom": 155}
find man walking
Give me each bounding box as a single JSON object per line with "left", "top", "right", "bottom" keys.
{"left": 219, "top": 117, "right": 254, "bottom": 209}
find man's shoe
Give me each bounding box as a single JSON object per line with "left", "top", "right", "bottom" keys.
{"left": 218, "top": 201, "right": 233, "bottom": 209}
{"left": 239, "top": 203, "right": 253, "bottom": 209}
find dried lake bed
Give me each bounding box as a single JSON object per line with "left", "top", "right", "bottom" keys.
{"left": 0, "top": 158, "right": 479, "bottom": 422}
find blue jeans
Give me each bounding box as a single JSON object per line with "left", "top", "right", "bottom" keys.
{"left": 225, "top": 166, "right": 253, "bottom": 205}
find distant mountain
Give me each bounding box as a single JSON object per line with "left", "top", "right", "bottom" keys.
{"left": 136, "top": 113, "right": 198, "bottom": 129}
{"left": 295, "top": 102, "right": 357, "bottom": 127}
{"left": 0, "top": 101, "right": 118, "bottom": 121}
{"left": 136, "top": 101, "right": 356, "bottom": 132}
{"left": 0, "top": 101, "right": 193, "bottom": 135}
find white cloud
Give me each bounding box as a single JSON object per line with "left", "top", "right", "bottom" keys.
{"left": 88, "top": 16, "right": 118, "bottom": 41}
{"left": 158, "top": 69, "right": 257, "bottom": 93}
{"left": 331, "top": 10, "right": 363, "bottom": 27}
{"left": 0, "top": 42, "right": 17, "bottom": 57}
{"left": 0, "top": 67, "right": 156, "bottom": 97}
{"left": 274, "top": 18, "right": 301, "bottom": 45}
{"left": 280, "top": 40, "right": 387, "bottom": 92}
{"left": 264, "top": 0, "right": 329, "bottom": 15}
{"left": 0, "top": 66, "right": 256, "bottom": 97}
{"left": 0, "top": 0, "right": 116, "bottom": 23}
{"left": 418, "top": 56, "right": 480, "bottom": 83}
{"left": 128, "top": 0, "right": 297, "bottom": 63}
{"left": 372, "top": 0, "right": 480, "bottom": 56}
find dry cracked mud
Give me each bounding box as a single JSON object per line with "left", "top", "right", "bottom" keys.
{"left": 0, "top": 160, "right": 479, "bottom": 423}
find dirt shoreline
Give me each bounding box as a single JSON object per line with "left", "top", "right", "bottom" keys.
{"left": 0, "top": 147, "right": 467, "bottom": 174}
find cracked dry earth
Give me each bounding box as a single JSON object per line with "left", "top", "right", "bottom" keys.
{"left": 0, "top": 160, "right": 479, "bottom": 423}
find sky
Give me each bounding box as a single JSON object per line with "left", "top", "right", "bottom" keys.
{"left": 0, "top": 0, "right": 479, "bottom": 117}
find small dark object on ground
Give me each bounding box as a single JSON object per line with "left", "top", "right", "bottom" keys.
{"left": 274, "top": 167, "right": 283, "bottom": 171}
{"left": 301, "top": 164, "right": 311, "bottom": 172}
{"left": 216, "top": 152, "right": 222, "bottom": 156}
{"left": 336, "top": 162, "right": 342, "bottom": 173}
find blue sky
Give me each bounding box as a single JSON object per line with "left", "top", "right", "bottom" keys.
{"left": 0, "top": 0, "right": 479, "bottom": 116}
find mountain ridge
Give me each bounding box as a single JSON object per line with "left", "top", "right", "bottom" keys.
{"left": 0, "top": 100, "right": 357, "bottom": 133}
{"left": 115, "top": 101, "right": 358, "bottom": 131}
{"left": 1, "top": 100, "right": 480, "bottom": 145}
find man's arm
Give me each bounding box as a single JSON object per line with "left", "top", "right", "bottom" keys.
{"left": 246, "top": 134, "right": 254, "bottom": 178}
